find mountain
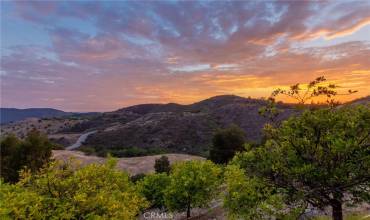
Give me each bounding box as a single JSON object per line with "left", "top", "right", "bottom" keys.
{"left": 75, "top": 95, "right": 299, "bottom": 156}
{"left": 0, "top": 108, "right": 71, "bottom": 124}
{"left": 346, "top": 96, "right": 370, "bottom": 106}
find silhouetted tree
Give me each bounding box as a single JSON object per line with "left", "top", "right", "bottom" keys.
{"left": 209, "top": 124, "right": 245, "bottom": 164}
{"left": 154, "top": 156, "right": 171, "bottom": 174}
{"left": 1, "top": 130, "right": 53, "bottom": 183}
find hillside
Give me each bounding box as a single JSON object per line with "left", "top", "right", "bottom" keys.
{"left": 3, "top": 95, "right": 368, "bottom": 157}
{"left": 78, "top": 95, "right": 299, "bottom": 156}
{"left": 0, "top": 108, "right": 71, "bottom": 124}
{"left": 347, "top": 96, "right": 370, "bottom": 106}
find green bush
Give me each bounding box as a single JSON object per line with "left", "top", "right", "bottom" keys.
{"left": 0, "top": 159, "right": 148, "bottom": 219}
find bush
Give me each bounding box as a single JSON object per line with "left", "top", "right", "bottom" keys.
{"left": 1, "top": 130, "right": 53, "bottom": 183}
{"left": 0, "top": 159, "right": 149, "bottom": 219}
{"left": 154, "top": 156, "right": 170, "bottom": 174}
{"left": 130, "top": 173, "right": 146, "bottom": 183}
{"left": 209, "top": 124, "right": 245, "bottom": 164}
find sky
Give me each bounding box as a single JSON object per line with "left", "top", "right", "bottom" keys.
{"left": 1, "top": 0, "right": 370, "bottom": 112}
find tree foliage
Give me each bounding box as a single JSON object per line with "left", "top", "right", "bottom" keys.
{"left": 138, "top": 173, "right": 171, "bottom": 209}
{"left": 1, "top": 130, "right": 53, "bottom": 183}
{"left": 209, "top": 124, "right": 246, "bottom": 164}
{"left": 164, "top": 160, "right": 222, "bottom": 218}
{"left": 229, "top": 106, "right": 370, "bottom": 220}
{"left": 154, "top": 156, "right": 171, "bottom": 174}
{"left": 223, "top": 165, "right": 303, "bottom": 220}
{"left": 0, "top": 159, "right": 148, "bottom": 219}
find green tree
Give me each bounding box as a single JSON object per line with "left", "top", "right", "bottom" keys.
{"left": 138, "top": 173, "right": 170, "bottom": 209}
{"left": 209, "top": 124, "right": 245, "bottom": 164}
{"left": 0, "top": 159, "right": 148, "bottom": 219}
{"left": 154, "top": 156, "right": 171, "bottom": 174}
{"left": 1, "top": 130, "right": 53, "bottom": 183}
{"left": 164, "top": 160, "right": 222, "bottom": 218}
{"left": 0, "top": 135, "right": 21, "bottom": 183}
{"left": 223, "top": 165, "right": 303, "bottom": 220}
{"left": 229, "top": 106, "right": 370, "bottom": 220}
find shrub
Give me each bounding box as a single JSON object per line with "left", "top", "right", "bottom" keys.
{"left": 209, "top": 124, "right": 245, "bottom": 164}
{"left": 1, "top": 130, "right": 53, "bottom": 183}
{"left": 0, "top": 159, "right": 149, "bottom": 219}
{"left": 154, "top": 156, "right": 170, "bottom": 174}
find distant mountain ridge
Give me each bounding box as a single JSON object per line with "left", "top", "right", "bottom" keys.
{"left": 80, "top": 95, "right": 299, "bottom": 156}
{"left": 0, "top": 108, "right": 71, "bottom": 124}
{"left": 1, "top": 95, "right": 368, "bottom": 156}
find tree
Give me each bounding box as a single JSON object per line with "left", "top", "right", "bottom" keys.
{"left": 154, "top": 156, "right": 171, "bottom": 174}
{"left": 1, "top": 158, "right": 149, "bottom": 219}
{"left": 259, "top": 76, "right": 357, "bottom": 126}
{"left": 1, "top": 130, "right": 53, "bottom": 183}
{"left": 164, "top": 160, "right": 222, "bottom": 218}
{"left": 230, "top": 106, "right": 370, "bottom": 220}
{"left": 271, "top": 76, "right": 357, "bottom": 105}
{"left": 223, "top": 165, "right": 303, "bottom": 220}
{"left": 209, "top": 124, "right": 245, "bottom": 164}
{"left": 138, "top": 173, "right": 171, "bottom": 209}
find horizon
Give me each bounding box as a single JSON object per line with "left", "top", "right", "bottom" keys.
{"left": 1, "top": 1, "right": 370, "bottom": 112}
{"left": 1, "top": 94, "right": 369, "bottom": 113}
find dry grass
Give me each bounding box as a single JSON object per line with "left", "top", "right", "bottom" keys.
{"left": 52, "top": 150, "right": 205, "bottom": 175}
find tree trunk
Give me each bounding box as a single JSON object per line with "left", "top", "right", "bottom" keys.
{"left": 331, "top": 200, "right": 343, "bottom": 220}
{"left": 186, "top": 202, "right": 191, "bottom": 219}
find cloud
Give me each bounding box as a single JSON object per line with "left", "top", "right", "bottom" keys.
{"left": 1, "top": 1, "right": 370, "bottom": 111}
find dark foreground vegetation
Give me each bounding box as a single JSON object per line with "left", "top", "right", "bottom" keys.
{"left": 1, "top": 77, "right": 369, "bottom": 220}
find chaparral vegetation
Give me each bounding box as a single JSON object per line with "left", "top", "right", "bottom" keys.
{"left": 1, "top": 77, "right": 369, "bottom": 220}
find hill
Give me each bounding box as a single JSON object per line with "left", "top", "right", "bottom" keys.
{"left": 347, "top": 96, "right": 370, "bottom": 106}
{"left": 0, "top": 108, "right": 71, "bottom": 124}
{"left": 76, "top": 95, "right": 299, "bottom": 156}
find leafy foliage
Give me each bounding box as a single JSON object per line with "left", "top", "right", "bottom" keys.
{"left": 1, "top": 130, "right": 53, "bottom": 183}
{"left": 0, "top": 182, "right": 45, "bottom": 219}
{"left": 0, "top": 159, "right": 148, "bottom": 219}
{"left": 223, "top": 165, "right": 303, "bottom": 220}
{"left": 154, "top": 156, "right": 171, "bottom": 174}
{"left": 138, "top": 173, "right": 171, "bottom": 209}
{"left": 164, "top": 160, "right": 222, "bottom": 218}
{"left": 230, "top": 106, "right": 370, "bottom": 220}
{"left": 209, "top": 124, "right": 246, "bottom": 164}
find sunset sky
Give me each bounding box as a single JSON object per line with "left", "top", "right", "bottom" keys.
{"left": 1, "top": 1, "right": 370, "bottom": 112}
